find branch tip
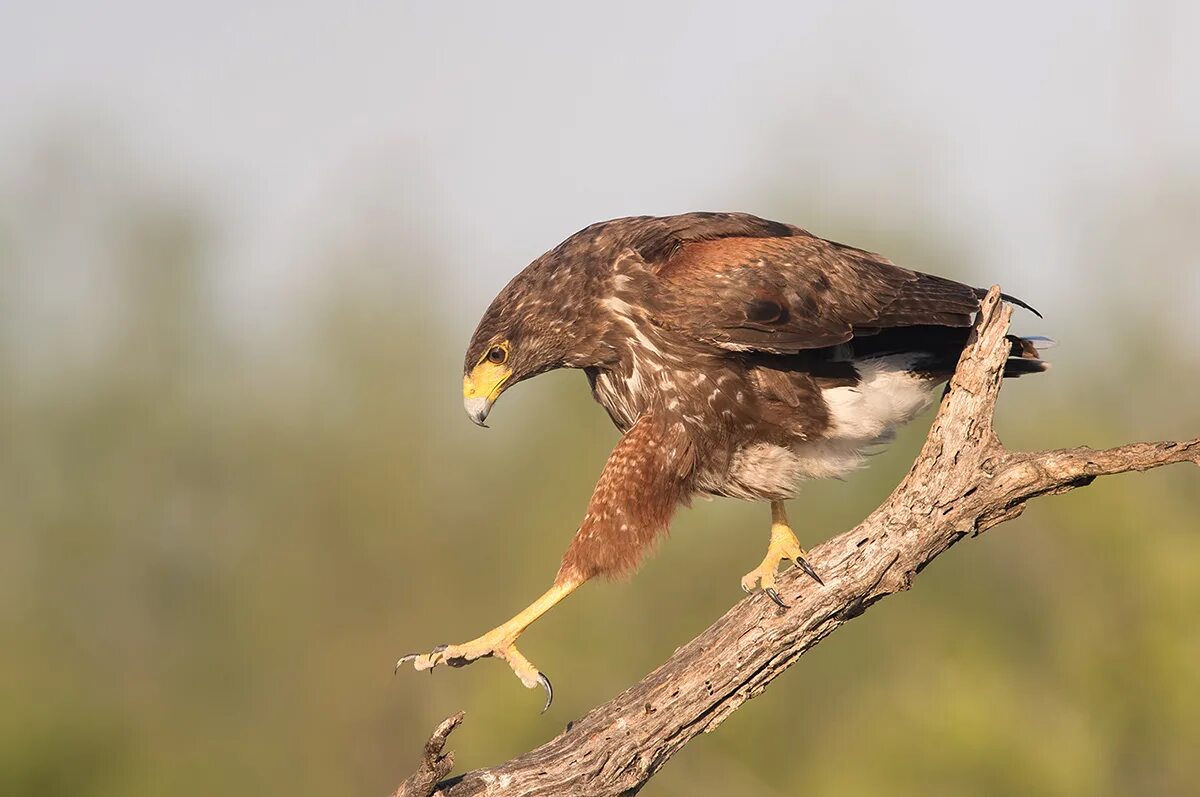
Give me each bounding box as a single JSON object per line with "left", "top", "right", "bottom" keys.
{"left": 394, "top": 712, "right": 465, "bottom": 797}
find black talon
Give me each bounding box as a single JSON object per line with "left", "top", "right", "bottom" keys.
{"left": 394, "top": 653, "right": 419, "bottom": 673}
{"left": 764, "top": 587, "right": 789, "bottom": 609}
{"left": 537, "top": 671, "right": 554, "bottom": 713}
{"left": 793, "top": 557, "right": 824, "bottom": 586}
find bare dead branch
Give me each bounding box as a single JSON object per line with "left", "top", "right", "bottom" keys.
{"left": 392, "top": 287, "right": 1198, "bottom": 797}
{"left": 393, "top": 712, "right": 464, "bottom": 797}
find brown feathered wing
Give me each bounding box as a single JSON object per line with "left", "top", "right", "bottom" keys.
{"left": 651, "top": 231, "right": 1007, "bottom": 355}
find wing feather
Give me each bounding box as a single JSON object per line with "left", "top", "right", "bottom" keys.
{"left": 643, "top": 217, "right": 1031, "bottom": 354}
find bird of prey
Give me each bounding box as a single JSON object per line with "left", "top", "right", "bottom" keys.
{"left": 398, "top": 212, "right": 1045, "bottom": 709}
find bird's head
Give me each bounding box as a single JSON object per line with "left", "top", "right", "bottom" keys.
{"left": 462, "top": 251, "right": 603, "bottom": 427}
{"left": 461, "top": 330, "right": 521, "bottom": 428}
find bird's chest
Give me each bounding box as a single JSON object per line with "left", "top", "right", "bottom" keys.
{"left": 588, "top": 360, "right": 753, "bottom": 438}
{"left": 589, "top": 361, "right": 810, "bottom": 500}
{"left": 587, "top": 364, "right": 667, "bottom": 433}
{"left": 588, "top": 292, "right": 709, "bottom": 432}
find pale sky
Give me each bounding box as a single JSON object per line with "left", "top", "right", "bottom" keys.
{"left": 2, "top": 0, "right": 1198, "bottom": 339}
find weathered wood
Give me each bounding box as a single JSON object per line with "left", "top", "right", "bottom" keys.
{"left": 393, "top": 287, "right": 1199, "bottom": 797}
{"left": 394, "top": 712, "right": 464, "bottom": 797}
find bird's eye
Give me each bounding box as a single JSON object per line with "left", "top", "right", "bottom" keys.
{"left": 486, "top": 345, "right": 507, "bottom": 364}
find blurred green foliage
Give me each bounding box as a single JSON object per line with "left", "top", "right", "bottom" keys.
{"left": 1, "top": 153, "right": 1198, "bottom": 797}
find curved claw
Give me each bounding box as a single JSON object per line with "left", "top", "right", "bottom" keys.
{"left": 764, "top": 587, "right": 789, "bottom": 609}
{"left": 394, "top": 653, "right": 419, "bottom": 673}
{"left": 792, "top": 556, "right": 824, "bottom": 586}
{"left": 536, "top": 671, "right": 553, "bottom": 713}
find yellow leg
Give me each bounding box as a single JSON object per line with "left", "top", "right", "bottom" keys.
{"left": 396, "top": 578, "right": 581, "bottom": 711}
{"left": 740, "top": 501, "right": 823, "bottom": 608}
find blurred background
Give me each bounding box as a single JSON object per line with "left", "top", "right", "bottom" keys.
{"left": 2, "top": 2, "right": 1198, "bottom": 795}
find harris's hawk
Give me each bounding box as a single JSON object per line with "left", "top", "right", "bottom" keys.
{"left": 399, "top": 213, "right": 1046, "bottom": 709}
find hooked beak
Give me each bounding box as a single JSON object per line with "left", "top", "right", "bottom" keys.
{"left": 463, "top": 362, "right": 511, "bottom": 428}
{"left": 464, "top": 395, "right": 493, "bottom": 427}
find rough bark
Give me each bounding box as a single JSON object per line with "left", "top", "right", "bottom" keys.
{"left": 392, "top": 288, "right": 1199, "bottom": 797}
{"left": 393, "top": 713, "right": 464, "bottom": 797}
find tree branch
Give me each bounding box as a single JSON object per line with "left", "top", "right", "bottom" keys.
{"left": 393, "top": 712, "right": 464, "bottom": 797}
{"left": 392, "top": 287, "right": 1198, "bottom": 797}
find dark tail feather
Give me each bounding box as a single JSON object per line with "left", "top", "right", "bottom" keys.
{"left": 1003, "top": 334, "right": 1049, "bottom": 378}
{"left": 844, "top": 325, "right": 1051, "bottom": 379}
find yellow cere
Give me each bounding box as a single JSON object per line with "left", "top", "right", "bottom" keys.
{"left": 463, "top": 359, "right": 512, "bottom": 401}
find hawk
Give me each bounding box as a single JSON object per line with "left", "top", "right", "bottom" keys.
{"left": 398, "top": 212, "right": 1045, "bottom": 709}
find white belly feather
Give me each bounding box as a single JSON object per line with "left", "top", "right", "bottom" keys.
{"left": 821, "top": 355, "right": 937, "bottom": 441}
{"left": 725, "top": 355, "right": 938, "bottom": 500}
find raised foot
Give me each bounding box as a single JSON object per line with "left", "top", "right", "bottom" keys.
{"left": 395, "top": 629, "right": 553, "bottom": 712}
{"left": 741, "top": 522, "right": 824, "bottom": 608}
